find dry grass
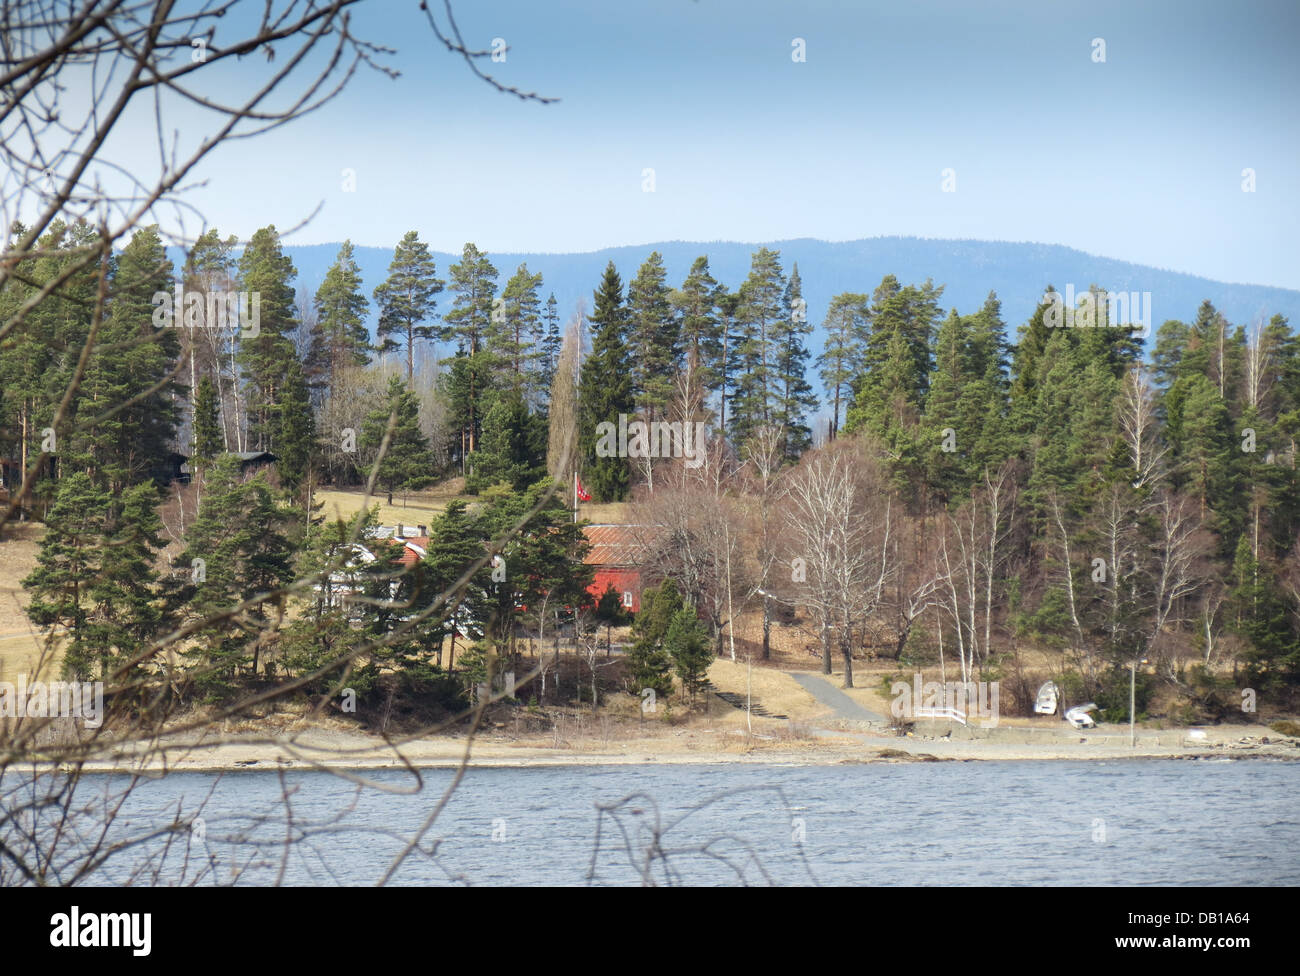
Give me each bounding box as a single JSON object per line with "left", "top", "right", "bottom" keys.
{"left": 0, "top": 521, "right": 41, "bottom": 635}
{"left": 314, "top": 486, "right": 453, "bottom": 528}
{"left": 0, "top": 633, "right": 60, "bottom": 682}
{"left": 705, "top": 657, "right": 820, "bottom": 721}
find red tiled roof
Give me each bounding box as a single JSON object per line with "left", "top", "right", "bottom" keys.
{"left": 582, "top": 524, "right": 644, "bottom": 567}
{"left": 391, "top": 536, "right": 428, "bottom": 568}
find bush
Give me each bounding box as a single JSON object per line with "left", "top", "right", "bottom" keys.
{"left": 1095, "top": 665, "right": 1153, "bottom": 724}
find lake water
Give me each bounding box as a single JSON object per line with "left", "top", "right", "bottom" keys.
{"left": 28, "top": 759, "right": 1300, "bottom": 886}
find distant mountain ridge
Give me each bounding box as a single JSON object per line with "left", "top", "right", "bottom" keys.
{"left": 269, "top": 237, "right": 1298, "bottom": 349}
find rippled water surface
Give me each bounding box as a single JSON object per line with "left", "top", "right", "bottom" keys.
{"left": 72, "top": 759, "right": 1300, "bottom": 885}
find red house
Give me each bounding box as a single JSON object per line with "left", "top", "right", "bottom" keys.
{"left": 582, "top": 524, "right": 645, "bottom": 613}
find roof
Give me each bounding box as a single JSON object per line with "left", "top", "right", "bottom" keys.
{"left": 582, "top": 524, "right": 646, "bottom": 567}
{"left": 394, "top": 537, "right": 428, "bottom": 568}
{"left": 231, "top": 451, "right": 278, "bottom": 462}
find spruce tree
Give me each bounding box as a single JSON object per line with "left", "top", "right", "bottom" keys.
{"left": 537, "top": 293, "right": 562, "bottom": 408}
{"left": 626, "top": 580, "right": 680, "bottom": 701}
{"left": 361, "top": 375, "right": 435, "bottom": 505}
{"left": 421, "top": 499, "right": 491, "bottom": 669}
{"left": 577, "top": 262, "right": 633, "bottom": 502}
{"left": 470, "top": 390, "right": 547, "bottom": 493}
{"left": 236, "top": 225, "right": 300, "bottom": 452}
{"left": 626, "top": 251, "right": 677, "bottom": 424}
{"left": 87, "top": 481, "right": 166, "bottom": 683}
{"left": 176, "top": 454, "right": 294, "bottom": 691}
{"left": 665, "top": 605, "right": 713, "bottom": 703}
{"left": 275, "top": 356, "right": 316, "bottom": 493}
{"left": 22, "top": 472, "right": 108, "bottom": 678}
{"left": 192, "top": 374, "right": 223, "bottom": 470}
{"left": 772, "top": 262, "right": 818, "bottom": 460}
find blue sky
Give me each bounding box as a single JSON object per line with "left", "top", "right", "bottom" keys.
{"left": 129, "top": 0, "right": 1299, "bottom": 289}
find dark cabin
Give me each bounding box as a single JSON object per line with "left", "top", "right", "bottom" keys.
{"left": 231, "top": 450, "right": 278, "bottom": 474}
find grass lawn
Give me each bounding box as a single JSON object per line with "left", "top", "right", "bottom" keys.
{"left": 314, "top": 479, "right": 631, "bottom": 528}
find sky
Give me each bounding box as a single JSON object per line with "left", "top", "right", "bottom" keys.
{"left": 107, "top": 0, "right": 1300, "bottom": 290}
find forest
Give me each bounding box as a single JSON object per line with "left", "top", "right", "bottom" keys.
{"left": 2, "top": 219, "right": 1298, "bottom": 724}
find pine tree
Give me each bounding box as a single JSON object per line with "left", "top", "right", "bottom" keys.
{"left": 1, "top": 221, "right": 101, "bottom": 513}
{"left": 310, "top": 240, "right": 371, "bottom": 395}
{"left": 818, "top": 292, "right": 869, "bottom": 439}
{"left": 498, "top": 262, "right": 544, "bottom": 401}
{"left": 672, "top": 256, "right": 724, "bottom": 404}
{"left": 729, "top": 247, "right": 786, "bottom": 450}
{"left": 75, "top": 224, "right": 180, "bottom": 493}
{"left": 1226, "top": 535, "right": 1296, "bottom": 682}
{"left": 578, "top": 262, "right": 633, "bottom": 502}
{"left": 1164, "top": 371, "right": 1236, "bottom": 532}
{"left": 1152, "top": 318, "right": 1191, "bottom": 390}
{"left": 478, "top": 481, "right": 592, "bottom": 659}
{"left": 373, "top": 230, "right": 444, "bottom": 384}
{"left": 922, "top": 308, "right": 975, "bottom": 500}
{"left": 716, "top": 289, "right": 741, "bottom": 435}
{"left": 922, "top": 302, "right": 1010, "bottom": 500}
{"left": 441, "top": 243, "right": 499, "bottom": 455}
{"left": 594, "top": 584, "right": 629, "bottom": 656}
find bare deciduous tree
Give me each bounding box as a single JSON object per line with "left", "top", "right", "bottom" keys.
{"left": 782, "top": 440, "right": 894, "bottom": 688}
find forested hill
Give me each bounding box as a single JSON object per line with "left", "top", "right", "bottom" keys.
{"left": 269, "top": 237, "right": 1300, "bottom": 343}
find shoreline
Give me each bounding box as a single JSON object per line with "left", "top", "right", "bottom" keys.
{"left": 49, "top": 724, "right": 1300, "bottom": 774}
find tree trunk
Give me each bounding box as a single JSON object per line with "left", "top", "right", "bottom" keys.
{"left": 762, "top": 594, "right": 772, "bottom": 661}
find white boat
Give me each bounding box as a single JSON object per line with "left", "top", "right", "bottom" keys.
{"left": 1065, "top": 703, "right": 1099, "bottom": 729}
{"left": 1033, "top": 681, "right": 1060, "bottom": 715}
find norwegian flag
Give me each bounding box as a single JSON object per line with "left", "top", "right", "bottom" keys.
{"left": 575, "top": 474, "right": 592, "bottom": 503}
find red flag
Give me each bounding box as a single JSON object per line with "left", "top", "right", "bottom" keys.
{"left": 576, "top": 476, "right": 591, "bottom": 502}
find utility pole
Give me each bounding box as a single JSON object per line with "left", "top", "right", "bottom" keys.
{"left": 1130, "top": 657, "right": 1147, "bottom": 747}
{"left": 1129, "top": 659, "right": 1136, "bottom": 748}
